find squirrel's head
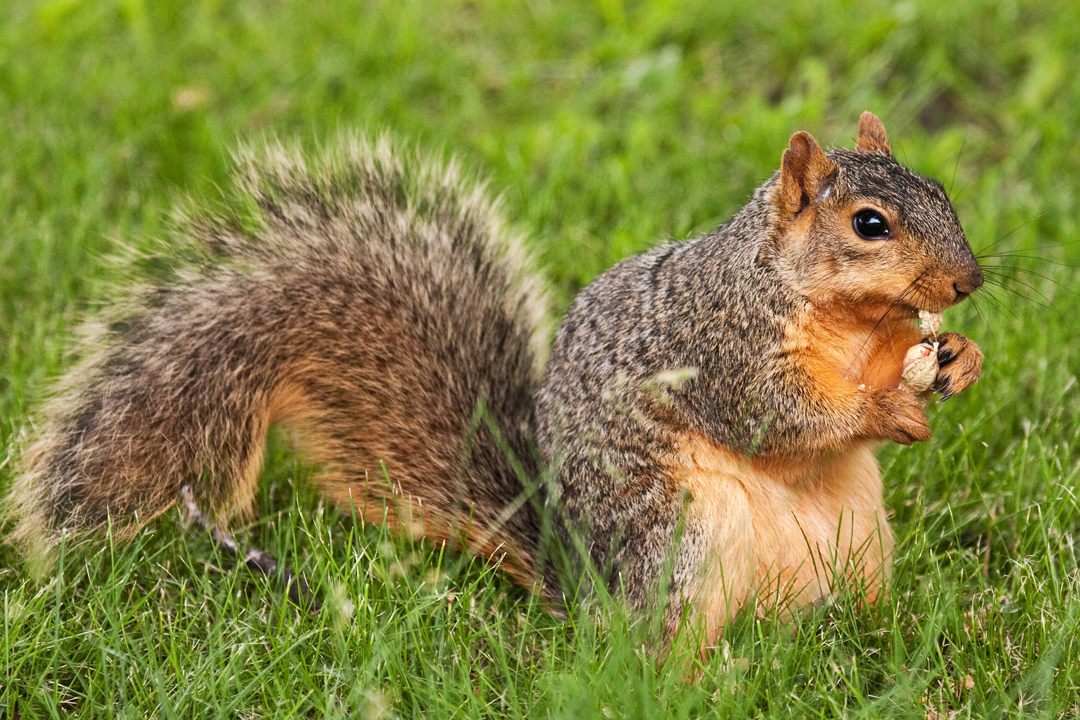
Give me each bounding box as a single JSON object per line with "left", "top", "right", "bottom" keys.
{"left": 761, "top": 112, "right": 983, "bottom": 320}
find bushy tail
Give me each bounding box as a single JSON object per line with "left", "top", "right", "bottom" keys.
{"left": 6, "top": 135, "right": 556, "bottom": 593}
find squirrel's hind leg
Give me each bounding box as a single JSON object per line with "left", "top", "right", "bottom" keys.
{"left": 180, "top": 485, "right": 320, "bottom": 611}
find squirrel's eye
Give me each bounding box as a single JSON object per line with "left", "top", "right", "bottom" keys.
{"left": 853, "top": 209, "right": 891, "bottom": 240}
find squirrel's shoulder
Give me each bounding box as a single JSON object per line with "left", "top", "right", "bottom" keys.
{"left": 550, "top": 191, "right": 799, "bottom": 365}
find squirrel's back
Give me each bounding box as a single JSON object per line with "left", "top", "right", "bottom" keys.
{"left": 7, "top": 136, "right": 556, "bottom": 593}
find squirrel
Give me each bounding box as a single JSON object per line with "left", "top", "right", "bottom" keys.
{"left": 5, "top": 112, "right": 983, "bottom": 652}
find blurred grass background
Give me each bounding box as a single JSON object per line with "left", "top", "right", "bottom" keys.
{"left": 2, "top": 0, "right": 1080, "bottom": 717}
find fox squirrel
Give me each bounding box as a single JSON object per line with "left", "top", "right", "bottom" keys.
{"left": 5, "top": 112, "right": 983, "bottom": 650}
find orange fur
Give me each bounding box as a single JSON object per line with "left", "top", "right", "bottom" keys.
{"left": 794, "top": 305, "right": 923, "bottom": 391}
{"left": 676, "top": 304, "right": 920, "bottom": 647}
{"left": 681, "top": 433, "right": 891, "bottom": 649}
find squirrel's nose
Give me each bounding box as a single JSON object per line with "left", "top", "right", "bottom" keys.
{"left": 953, "top": 268, "right": 984, "bottom": 299}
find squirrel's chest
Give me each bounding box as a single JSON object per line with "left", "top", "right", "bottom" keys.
{"left": 790, "top": 309, "right": 922, "bottom": 390}
{"left": 678, "top": 433, "right": 892, "bottom": 642}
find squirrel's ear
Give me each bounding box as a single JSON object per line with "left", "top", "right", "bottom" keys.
{"left": 778, "top": 131, "right": 837, "bottom": 218}
{"left": 856, "top": 112, "right": 891, "bottom": 154}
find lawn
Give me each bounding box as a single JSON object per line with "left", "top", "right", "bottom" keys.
{"left": 2, "top": 0, "right": 1080, "bottom": 717}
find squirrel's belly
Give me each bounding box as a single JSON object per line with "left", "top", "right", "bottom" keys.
{"left": 680, "top": 434, "right": 892, "bottom": 644}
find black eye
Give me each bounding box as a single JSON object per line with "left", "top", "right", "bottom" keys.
{"left": 853, "top": 209, "right": 891, "bottom": 240}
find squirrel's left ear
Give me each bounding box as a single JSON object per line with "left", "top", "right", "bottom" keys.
{"left": 778, "top": 131, "right": 837, "bottom": 218}
{"left": 856, "top": 112, "right": 891, "bottom": 155}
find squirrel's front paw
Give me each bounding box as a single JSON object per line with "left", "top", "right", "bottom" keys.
{"left": 870, "top": 388, "right": 932, "bottom": 445}
{"left": 932, "top": 332, "right": 983, "bottom": 401}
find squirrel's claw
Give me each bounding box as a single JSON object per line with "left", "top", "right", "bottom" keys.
{"left": 932, "top": 332, "right": 982, "bottom": 402}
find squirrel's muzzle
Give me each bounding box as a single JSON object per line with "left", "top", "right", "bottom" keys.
{"left": 953, "top": 266, "right": 984, "bottom": 300}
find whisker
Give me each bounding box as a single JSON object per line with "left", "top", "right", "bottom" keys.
{"left": 949, "top": 132, "right": 967, "bottom": 199}
{"left": 976, "top": 237, "right": 1080, "bottom": 258}
{"left": 972, "top": 214, "right": 1045, "bottom": 257}
{"left": 952, "top": 176, "right": 976, "bottom": 204}
{"left": 981, "top": 266, "right": 1080, "bottom": 297}
{"left": 873, "top": 304, "right": 905, "bottom": 383}
{"left": 984, "top": 264, "right": 1067, "bottom": 293}
{"left": 965, "top": 295, "right": 990, "bottom": 326}
{"left": 979, "top": 254, "right": 1080, "bottom": 269}
{"left": 981, "top": 276, "right": 1061, "bottom": 316}
{"left": 971, "top": 286, "right": 1016, "bottom": 321}
{"left": 845, "top": 275, "right": 924, "bottom": 378}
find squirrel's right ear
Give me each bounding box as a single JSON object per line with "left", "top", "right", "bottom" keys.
{"left": 777, "top": 131, "right": 837, "bottom": 218}
{"left": 856, "top": 111, "right": 891, "bottom": 155}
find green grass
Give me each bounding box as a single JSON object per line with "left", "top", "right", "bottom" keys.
{"left": 3, "top": 0, "right": 1080, "bottom": 716}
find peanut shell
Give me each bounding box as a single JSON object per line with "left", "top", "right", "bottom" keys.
{"left": 900, "top": 341, "right": 938, "bottom": 394}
